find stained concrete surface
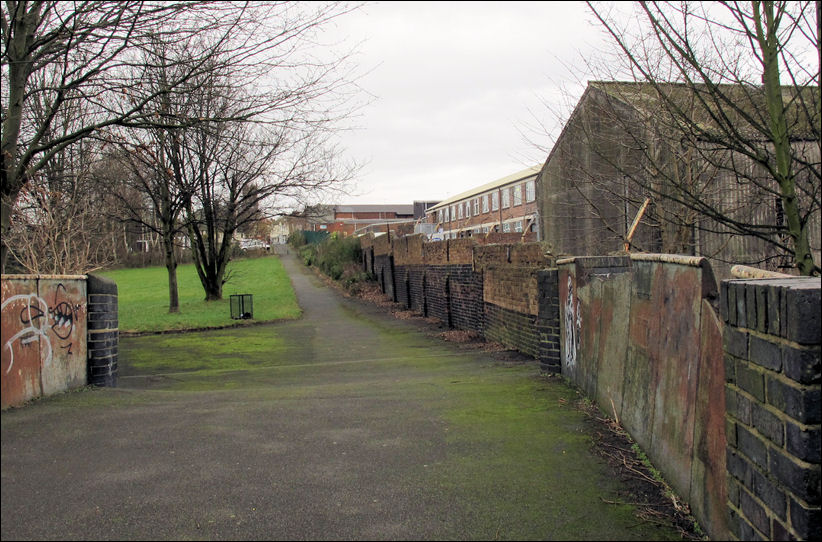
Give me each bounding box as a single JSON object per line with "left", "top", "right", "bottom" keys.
{"left": 1, "top": 254, "right": 684, "bottom": 540}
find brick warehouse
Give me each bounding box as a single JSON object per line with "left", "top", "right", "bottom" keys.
{"left": 359, "top": 233, "right": 820, "bottom": 540}
{"left": 425, "top": 166, "right": 541, "bottom": 241}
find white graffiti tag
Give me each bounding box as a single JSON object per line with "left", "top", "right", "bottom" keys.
{"left": 563, "top": 275, "right": 580, "bottom": 373}
{"left": 2, "top": 293, "right": 54, "bottom": 374}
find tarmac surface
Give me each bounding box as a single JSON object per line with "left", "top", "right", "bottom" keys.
{"left": 1, "top": 254, "right": 685, "bottom": 540}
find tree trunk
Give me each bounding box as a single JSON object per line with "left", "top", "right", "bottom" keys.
{"left": 756, "top": 1, "right": 816, "bottom": 276}
{"left": 0, "top": 197, "right": 11, "bottom": 273}
{"left": 162, "top": 231, "right": 180, "bottom": 313}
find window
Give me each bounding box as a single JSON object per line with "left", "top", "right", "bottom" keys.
{"left": 491, "top": 192, "right": 499, "bottom": 211}
{"left": 514, "top": 220, "right": 523, "bottom": 232}
{"left": 473, "top": 198, "right": 479, "bottom": 215}
{"left": 451, "top": 205, "right": 456, "bottom": 221}
{"left": 437, "top": 210, "right": 443, "bottom": 223}
{"left": 501, "top": 188, "right": 510, "bottom": 208}
{"left": 502, "top": 222, "right": 511, "bottom": 233}
{"left": 526, "top": 180, "right": 536, "bottom": 202}
{"left": 482, "top": 195, "right": 489, "bottom": 213}
{"left": 513, "top": 185, "right": 522, "bottom": 206}
{"left": 445, "top": 207, "right": 450, "bottom": 222}
{"left": 465, "top": 201, "right": 471, "bottom": 218}
{"left": 458, "top": 203, "right": 463, "bottom": 219}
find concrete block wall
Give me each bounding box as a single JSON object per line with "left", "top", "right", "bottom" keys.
{"left": 722, "top": 277, "right": 821, "bottom": 541}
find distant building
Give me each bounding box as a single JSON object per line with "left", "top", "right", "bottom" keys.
{"left": 425, "top": 166, "right": 541, "bottom": 240}
{"left": 536, "top": 81, "right": 820, "bottom": 277}
{"left": 413, "top": 201, "right": 440, "bottom": 220}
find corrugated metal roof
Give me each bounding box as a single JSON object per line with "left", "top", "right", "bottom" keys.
{"left": 427, "top": 166, "right": 541, "bottom": 211}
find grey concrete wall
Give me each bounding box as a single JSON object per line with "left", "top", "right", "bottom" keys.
{"left": 557, "top": 254, "right": 729, "bottom": 539}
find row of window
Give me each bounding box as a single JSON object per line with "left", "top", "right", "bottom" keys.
{"left": 437, "top": 220, "right": 539, "bottom": 240}
{"left": 434, "top": 179, "right": 536, "bottom": 224}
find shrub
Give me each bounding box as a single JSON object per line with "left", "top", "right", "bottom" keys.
{"left": 299, "top": 234, "right": 372, "bottom": 291}
{"left": 288, "top": 230, "right": 308, "bottom": 248}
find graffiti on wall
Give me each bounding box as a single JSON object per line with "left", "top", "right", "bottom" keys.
{"left": 2, "top": 279, "right": 87, "bottom": 408}
{"left": 563, "top": 274, "right": 580, "bottom": 372}
{"left": 2, "top": 283, "right": 84, "bottom": 373}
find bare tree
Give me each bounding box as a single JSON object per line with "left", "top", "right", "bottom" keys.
{"left": 89, "top": 2, "right": 361, "bottom": 303}
{"left": 2, "top": 1, "right": 341, "bottom": 272}
{"left": 4, "top": 137, "right": 121, "bottom": 274}
{"left": 179, "top": 75, "right": 355, "bottom": 300}
{"left": 536, "top": 1, "right": 819, "bottom": 275}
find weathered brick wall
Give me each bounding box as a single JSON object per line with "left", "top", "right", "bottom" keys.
{"left": 474, "top": 243, "right": 551, "bottom": 271}
{"left": 423, "top": 265, "right": 450, "bottom": 324}
{"left": 484, "top": 303, "right": 541, "bottom": 357}
{"left": 483, "top": 266, "right": 540, "bottom": 315}
{"left": 474, "top": 232, "right": 538, "bottom": 245}
{"left": 537, "top": 269, "right": 561, "bottom": 373}
{"left": 447, "top": 239, "right": 474, "bottom": 265}
{"left": 370, "top": 233, "right": 397, "bottom": 301}
{"left": 478, "top": 242, "right": 557, "bottom": 369}
{"left": 722, "top": 277, "right": 821, "bottom": 541}
{"left": 393, "top": 234, "right": 424, "bottom": 266}
{"left": 360, "top": 234, "right": 375, "bottom": 273}
{"left": 423, "top": 240, "right": 448, "bottom": 265}
{"left": 86, "top": 274, "right": 119, "bottom": 387}
{"left": 374, "top": 253, "right": 396, "bottom": 302}
{"left": 448, "top": 265, "right": 484, "bottom": 333}
{"left": 409, "top": 266, "right": 426, "bottom": 314}
{"left": 367, "top": 238, "right": 560, "bottom": 372}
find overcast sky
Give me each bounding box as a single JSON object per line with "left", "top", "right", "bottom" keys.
{"left": 325, "top": 1, "right": 611, "bottom": 206}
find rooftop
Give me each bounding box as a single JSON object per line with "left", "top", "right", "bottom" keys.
{"left": 428, "top": 166, "right": 542, "bottom": 211}
{"left": 334, "top": 204, "right": 414, "bottom": 214}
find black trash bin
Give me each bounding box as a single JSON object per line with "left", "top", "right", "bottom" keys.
{"left": 230, "top": 294, "right": 253, "bottom": 319}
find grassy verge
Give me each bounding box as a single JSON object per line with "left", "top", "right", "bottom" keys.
{"left": 98, "top": 255, "right": 300, "bottom": 334}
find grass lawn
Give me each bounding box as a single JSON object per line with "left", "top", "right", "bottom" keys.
{"left": 98, "top": 255, "right": 301, "bottom": 333}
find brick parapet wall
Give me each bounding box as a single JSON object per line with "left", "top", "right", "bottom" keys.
{"left": 485, "top": 303, "right": 540, "bottom": 357}
{"left": 86, "top": 274, "right": 119, "bottom": 387}
{"left": 423, "top": 240, "right": 448, "bottom": 265}
{"left": 369, "top": 237, "right": 560, "bottom": 373}
{"left": 360, "top": 234, "right": 375, "bottom": 273}
{"left": 475, "top": 232, "right": 538, "bottom": 245}
{"left": 373, "top": 253, "right": 396, "bottom": 302}
{"left": 484, "top": 266, "right": 540, "bottom": 315}
{"left": 424, "top": 265, "right": 450, "bottom": 325}
{"left": 537, "top": 269, "right": 561, "bottom": 373}
{"left": 373, "top": 233, "right": 392, "bottom": 256}
{"left": 447, "top": 239, "right": 474, "bottom": 265}
{"left": 474, "top": 242, "right": 552, "bottom": 272}
{"left": 722, "top": 277, "right": 821, "bottom": 541}
{"left": 393, "top": 235, "right": 425, "bottom": 266}
{"left": 448, "top": 265, "right": 484, "bottom": 333}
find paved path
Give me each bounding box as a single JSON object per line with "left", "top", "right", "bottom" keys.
{"left": 1, "top": 255, "right": 682, "bottom": 540}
